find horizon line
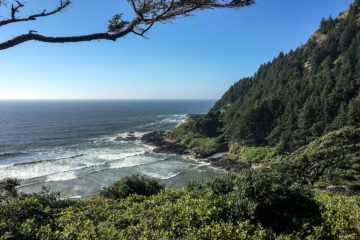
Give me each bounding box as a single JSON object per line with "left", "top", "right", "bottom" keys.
{"left": 0, "top": 98, "right": 218, "bottom": 101}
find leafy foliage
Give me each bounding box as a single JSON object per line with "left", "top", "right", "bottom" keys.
{"left": 169, "top": 113, "right": 227, "bottom": 157}
{"left": 1, "top": 172, "right": 359, "bottom": 239}
{"left": 0, "top": 178, "right": 19, "bottom": 203}
{"left": 228, "top": 144, "right": 276, "bottom": 163}
{"left": 274, "top": 126, "right": 360, "bottom": 187}
{"left": 99, "top": 174, "right": 164, "bottom": 200}
{"left": 0, "top": 184, "right": 74, "bottom": 240}
{"left": 197, "top": 170, "right": 321, "bottom": 233}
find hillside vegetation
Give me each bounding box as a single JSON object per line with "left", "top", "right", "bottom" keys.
{"left": 1, "top": 173, "right": 360, "bottom": 239}
{"left": 170, "top": 0, "right": 360, "bottom": 190}
{"left": 171, "top": 0, "right": 360, "bottom": 151}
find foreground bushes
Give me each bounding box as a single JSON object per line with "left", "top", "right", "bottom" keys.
{"left": 1, "top": 171, "right": 359, "bottom": 239}
{"left": 99, "top": 175, "right": 164, "bottom": 199}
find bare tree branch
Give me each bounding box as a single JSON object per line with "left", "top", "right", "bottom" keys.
{"left": 132, "top": 21, "right": 154, "bottom": 38}
{"left": 11, "top": 1, "right": 24, "bottom": 20}
{"left": 0, "top": 0, "right": 70, "bottom": 27}
{"left": 0, "top": 0, "right": 255, "bottom": 50}
{"left": 0, "top": 17, "right": 141, "bottom": 50}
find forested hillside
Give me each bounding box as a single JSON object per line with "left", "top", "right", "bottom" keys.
{"left": 172, "top": 0, "right": 360, "bottom": 153}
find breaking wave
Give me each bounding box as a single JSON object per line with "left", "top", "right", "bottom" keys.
{"left": 0, "top": 152, "right": 25, "bottom": 160}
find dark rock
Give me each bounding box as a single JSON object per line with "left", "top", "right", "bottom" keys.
{"left": 153, "top": 145, "right": 187, "bottom": 155}
{"left": 326, "top": 185, "right": 349, "bottom": 195}
{"left": 141, "top": 131, "right": 168, "bottom": 146}
{"left": 315, "top": 184, "right": 351, "bottom": 195}
{"left": 141, "top": 131, "right": 187, "bottom": 155}
{"left": 207, "top": 157, "right": 251, "bottom": 172}
{"left": 125, "top": 132, "right": 137, "bottom": 141}
{"left": 208, "top": 152, "right": 228, "bottom": 159}
{"left": 193, "top": 149, "right": 217, "bottom": 159}
{"left": 115, "top": 132, "right": 138, "bottom": 141}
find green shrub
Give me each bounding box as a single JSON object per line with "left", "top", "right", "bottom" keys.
{"left": 274, "top": 126, "right": 360, "bottom": 187}
{"left": 229, "top": 144, "right": 276, "bottom": 162}
{"left": 240, "top": 146, "right": 275, "bottom": 162}
{"left": 188, "top": 136, "right": 227, "bottom": 153}
{"left": 99, "top": 175, "right": 164, "bottom": 200}
{"left": 201, "top": 170, "right": 321, "bottom": 233}
{"left": 0, "top": 184, "right": 73, "bottom": 240}
{"left": 1, "top": 174, "right": 359, "bottom": 239}
{"left": 0, "top": 178, "right": 19, "bottom": 203}
{"left": 311, "top": 191, "right": 360, "bottom": 239}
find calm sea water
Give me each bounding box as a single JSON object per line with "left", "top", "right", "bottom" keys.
{"left": 0, "top": 100, "right": 223, "bottom": 199}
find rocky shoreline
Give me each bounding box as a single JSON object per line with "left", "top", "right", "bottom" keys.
{"left": 117, "top": 113, "right": 252, "bottom": 172}
{"left": 140, "top": 131, "right": 251, "bottom": 172}
{"left": 118, "top": 130, "right": 352, "bottom": 194}
{"left": 140, "top": 131, "right": 188, "bottom": 155}
{"left": 139, "top": 131, "right": 352, "bottom": 194}
{"left": 115, "top": 112, "right": 252, "bottom": 173}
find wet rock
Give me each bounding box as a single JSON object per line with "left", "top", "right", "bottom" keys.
{"left": 124, "top": 132, "right": 137, "bottom": 141}
{"left": 141, "top": 131, "right": 187, "bottom": 155}
{"left": 326, "top": 185, "right": 349, "bottom": 195}
{"left": 115, "top": 132, "right": 138, "bottom": 141}
{"left": 153, "top": 145, "right": 187, "bottom": 155}
{"left": 141, "top": 131, "right": 168, "bottom": 145}
{"left": 207, "top": 157, "right": 251, "bottom": 172}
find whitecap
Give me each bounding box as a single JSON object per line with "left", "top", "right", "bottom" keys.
{"left": 143, "top": 114, "right": 188, "bottom": 128}
{"left": 97, "top": 151, "right": 145, "bottom": 161}
{"left": 108, "top": 154, "right": 169, "bottom": 169}
{"left": 140, "top": 170, "right": 181, "bottom": 180}
{"left": 46, "top": 171, "right": 78, "bottom": 182}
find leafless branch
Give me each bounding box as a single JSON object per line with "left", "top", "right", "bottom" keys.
{"left": 0, "top": 0, "right": 255, "bottom": 50}
{"left": 132, "top": 21, "right": 154, "bottom": 38}
{"left": 0, "top": 0, "right": 71, "bottom": 27}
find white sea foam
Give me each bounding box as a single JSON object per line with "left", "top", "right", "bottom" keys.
{"left": 0, "top": 147, "right": 148, "bottom": 181}
{"left": 0, "top": 160, "right": 88, "bottom": 181}
{"left": 144, "top": 114, "right": 188, "bottom": 128}
{"left": 94, "top": 131, "right": 149, "bottom": 144}
{"left": 193, "top": 162, "right": 212, "bottom": 170}
{"left": 140, "top": 170, "right": 181, "bottom": 180}
{"left": 108, "top": 154, "right": 167, "bottom": 169}
{"left": 93, "top": 135, "right": 118, "bottom": 143}
{"left": 46, "top": 171, "right": 78, "bottom": 182}
{"left": 109, "top": 161, "right": 145, "bottom": 169}
{"left": 133, "top": 132, "right": 148, "bottom": 138}
{"left": 97, "top": 151, "right": 145, "bottom": 161}
{"left": 0, "top": 113, "right": 210, "bottom": 185}
{"left": 68, "top": 195, "right": 82, "bottom": 199}
{"left": 159, "top": 114, "right": 187, "bottom": 125}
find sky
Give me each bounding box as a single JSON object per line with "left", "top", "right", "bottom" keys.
{"left": 0, "top": 0, "right": 355, "bottom": 100}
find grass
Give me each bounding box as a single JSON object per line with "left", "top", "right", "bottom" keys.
{"left": 229, "top": 144, "right": 276, "bottom": 163}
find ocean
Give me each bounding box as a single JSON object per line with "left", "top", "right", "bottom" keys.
{"left": 0, "top": 100, "right": 223, "bottom": 199}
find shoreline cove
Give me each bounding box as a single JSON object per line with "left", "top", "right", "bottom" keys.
{"left": 135, "top": 114, "right": 252, "bottom": 173}
{"left": 140, "top": 130, "right": 250, "bottom": 173}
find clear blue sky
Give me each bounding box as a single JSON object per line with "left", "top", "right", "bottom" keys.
{"left": 0, "top": 0, "right": 354, "bottom": 100}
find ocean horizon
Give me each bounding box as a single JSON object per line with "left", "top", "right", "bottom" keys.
{"left": 0, "top": 100, "right": 222, "bottom": 199}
